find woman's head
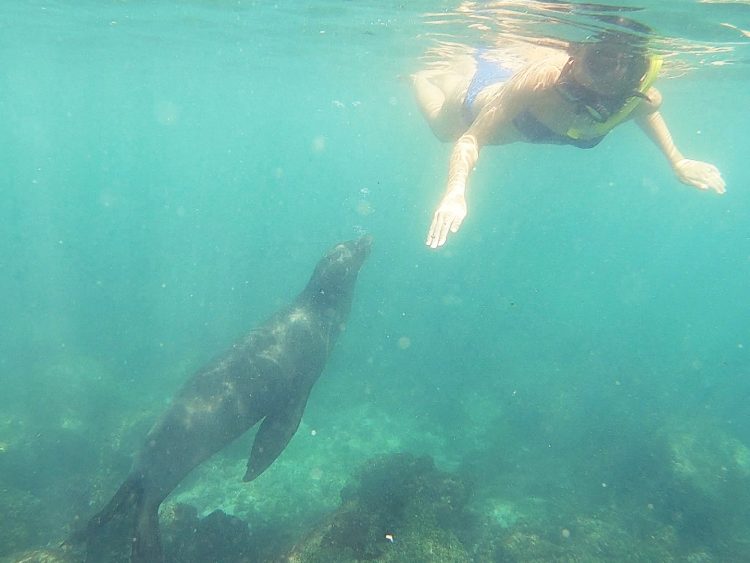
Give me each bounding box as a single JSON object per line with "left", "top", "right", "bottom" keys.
{"left": 568, "top": 15, "right": 652, "bottom": 98}
{"left": 556, "top": 23, "right": 653, "bottom": 123}
{"left": 570, "top": 40, "right": 650, "bottom": 97}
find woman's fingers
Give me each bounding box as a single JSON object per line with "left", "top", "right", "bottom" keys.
{"left": 426, "top": 194, "right": 468, "bottom": 249}
{"left": 426, "top": 212, "right": 456, "bottom": 248}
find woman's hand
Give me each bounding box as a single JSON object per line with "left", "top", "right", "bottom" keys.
{"left": 426, "top": 191, "right": 467, "bottom": 249}
{"left": 673, "top": 158, "right": 726, "bottom": 194}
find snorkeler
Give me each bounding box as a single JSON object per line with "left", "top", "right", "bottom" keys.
{"left": 413, "top": 26, "right": 726, "bottom": 249}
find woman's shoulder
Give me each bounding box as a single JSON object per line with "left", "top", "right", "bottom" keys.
{"left": 631, "top": 86, "right": 663, "bottom": 118}
{"left": 519, "top": 51, "right": 567, "bottom": 87}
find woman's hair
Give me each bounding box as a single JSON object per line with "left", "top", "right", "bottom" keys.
{"left": 579, "top": 14, "right": 652, "bottom": 91}
{"left": 566, "top": 14, "right": 651, "bottom": 97}
{"left": 576, "top": 40, "right": 650, "bottom": 90}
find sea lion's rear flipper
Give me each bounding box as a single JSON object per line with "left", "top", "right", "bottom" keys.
{"left": 243, "top": 391, "right": 310, "bottom": 482}
{"left": 68, "top": 474, "right": 164, "bottom": 563}
{"left": 131, "top": 500, "right": 162, "bottom": 563}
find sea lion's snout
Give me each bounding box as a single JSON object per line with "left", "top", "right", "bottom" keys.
{"left": 313, "top": 236, "right": 373, "bottom": 291}
{"left": 334, "top": 235, "right": 372, "bottom": 265}
{"left": 355, "top": 234, "right": 373, "bottom": 258}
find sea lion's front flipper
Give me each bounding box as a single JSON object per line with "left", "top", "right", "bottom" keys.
{"left": 243, "top": 391, "right": 310, "bottom": 482}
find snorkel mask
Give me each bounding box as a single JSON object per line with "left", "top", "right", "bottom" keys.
{"left": 556, "top": 43, "right": 650, "bottom": 123}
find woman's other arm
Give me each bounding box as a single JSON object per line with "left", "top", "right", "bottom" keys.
{"left": 634, "top": 88, "right": 726, "bottom": 194}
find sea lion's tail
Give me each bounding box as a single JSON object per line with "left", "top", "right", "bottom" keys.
{"left": 68, "top": 474, "right": 163, "bottom": 562}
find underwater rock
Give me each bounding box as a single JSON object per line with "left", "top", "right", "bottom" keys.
{"left": 284, "top": 452, "right": 472, "bottom": 562}
{"left": 658, "top": 419, "right": 750, "bottom": 552}
{"left": 472, "top": 511, "right": 677, "bottom": 563}
{"left": 161, "top": 503, "right": 256, "bottom": 563}
{"left": 0, "top": 487, "right": 58, "bottom": 560}
{"left": 0, "top": 547, "right": 79, "bottom": 563}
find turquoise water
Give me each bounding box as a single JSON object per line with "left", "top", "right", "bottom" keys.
{"left": 1, "top": 1, "right": 749, "bottom": 561}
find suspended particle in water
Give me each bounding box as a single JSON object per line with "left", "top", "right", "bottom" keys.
{"left": 312, "top": 136, "right": 327, "bottom": 153}
{"left": 155, "top": 100, "right": 181, "bottom": 126}
{"left": 356, "top": 200, "right": 374, "bottom": 216}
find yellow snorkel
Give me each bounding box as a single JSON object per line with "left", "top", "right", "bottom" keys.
{"left": 565, "top": 54, "right": 662, "bottom": 140}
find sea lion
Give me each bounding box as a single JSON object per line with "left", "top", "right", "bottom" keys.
{"left": 75, "top": 235, "right": 372, "bottom": 562}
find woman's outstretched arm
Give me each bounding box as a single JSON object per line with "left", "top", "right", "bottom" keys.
{"left": 635, "top": 88, "right": 726, "bottom": 194}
